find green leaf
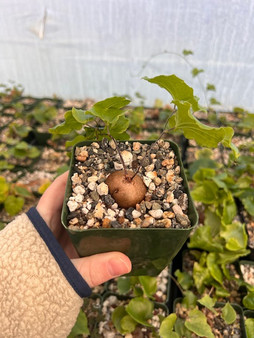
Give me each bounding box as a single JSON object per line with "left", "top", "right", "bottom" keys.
{"left": 0, "top": 176, "right": 9, "bottom": 203}
{"left": 90, "top": 96, "right": 130, "bottom": 125}
{"left": 112, "top": 306, "right": 129, "bottom": 334}
{"left": 238, "top": 112, "right": 254, "bottom": 130}
{"left": 221, "top": 302, "right": 236, "bottom": 324}
{"left": 67, "top": 309, "right": 89, "bottom": 338}
{"left": 172, "top": 100, "right": 239, "bottom": 157}
{"left": 125, "top": 297, "right": 154, "bottom": 327}
{"left": 193, "top": 168, "right": 216, "bottom": 182}
{"left": 65, "top": 135, "right": 87, "bottom": 148}
{"left": 117, "top": 277, "right": 132, "bottom": 294}
{"left": 4, "top": 195, "right": 24, "bottom": 216}
{"left": 214, "top": 284, "right": 230, "bottom": 298}
{"left": 218, "top": 249, "right": 250, "bottom": 265}
{"left": 175, "top": 318, "right": 192, "bottom": 338}
{"left": 138, "top": 276, "right": 157, "bottom": 298}
{"left": 49, "top": 110, "right": 83, "bottom": 134}
{"left": 14, "top": 186, "right": 33, "bottom": 198}
{"left": 121, "top": 314, "right": 137, "bottom": 333}
{"left": 193, "top": 262, "right": 212, "bottom": 293}
{"left": 109, "top": 115, "right": 130, "bottom": 135}
{"left": 0, "top": 160, "right": 14, "bottom": 170}
{"left": 15, "top": 141, "right": 29, "bottom": 150}
{"left": 245, "top": 318, "right": 254, "bottom": 338}
{"left": 188, "top": 158, "right": 218, "bottom": 178}
{"left": 191, "top": 68, "right": 204, "bottom": 77}
{"left": 188, "top": 225, "right": 223, "bottom": 252}
{"left": 243, "top": 292, "right": 254, "bottom": 310}
{"left": 72, "top": 107, "right": 94, "bottom": 123}
{"left": 198, "top": 295, "right": 217, "bottom": 314}
{"left": 159, "top": 313, "right": 180, "bottom": 338}
{"left": 210, "top": 97, "right": 221, "bottom": 105}
{"left": 220, "top": 222, "right": 248, "bottom": 251}
{"left": 204, "top": 209, "right": 222, "bottom": 237}
{"left": 144, "top": 74, "right": 201, "bottom": 112}
{"left": 206, "top": 83, "right": 216, "bottom": 91}
{"left": 185, "top": 309, "right": 214, "bottom": 338}
{"left": 182, "top": 291, "right": 197, "bottom": 309}
{"left": 174, "top": 269, "right": 193, "bottom": 290}
{"left": 0, "top": 222, "right": 5, "bottom": 230}
{"left": 27, "top": 146, "right": 40, "bottom": 159}
{"left": 182, "top": 49, "right": 193, "bottom": 56}
{"left": 191, "top": 181, "right": 219, "bottom": 204}
{"left": 206, "top": 252, "right": 223, "bottom": 285}
{"left": 241, "top": 196, "right": 254, "bottom": 216}
{"left": 222, "top": 195, "right": 237, "bottom": 224}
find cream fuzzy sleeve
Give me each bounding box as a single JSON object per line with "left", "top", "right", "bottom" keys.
{"left": 0, "top": 210, "right": 91, "bottom": 338}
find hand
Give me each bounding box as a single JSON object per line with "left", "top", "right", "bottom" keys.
{"left": 36, "top": 172, "right": 132, "bottom": 287}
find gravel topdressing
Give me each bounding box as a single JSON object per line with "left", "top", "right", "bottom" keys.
{"left": 67, "top": 139, "right": 191, "bottom": 230}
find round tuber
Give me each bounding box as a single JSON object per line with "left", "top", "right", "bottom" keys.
{"left": 105, "top": 170, "right": 147, "bottom": 209}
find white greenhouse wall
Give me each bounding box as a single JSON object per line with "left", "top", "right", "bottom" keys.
{"left": 0, "top": 0, "right": 254, "bottom": 110}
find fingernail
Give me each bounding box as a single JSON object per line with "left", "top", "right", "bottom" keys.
{"left": 107, "top": 257, "right": 132, "bottom": 277}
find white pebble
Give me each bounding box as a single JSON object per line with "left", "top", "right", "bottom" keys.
{"left": 149, "top": 182, "right": 156, "bottom": 191}
{"left": 149, "top": 209, "right": 163, "bottom": 219}
{"left": 88, "top": 175, "right": 98, "bottom": 183}
{"left": 97, "top": 182, "right": 109, "bottom": 196}
{"left": 121, "top": 150, "right": 133, "bottom": 166}
{"left": 143, "top": 176, "right": 152, "bottom": 187}
{"left": 114, "top": 162, "right": 123, "bottom": 170}
{"left": 71, "top": 173, "right": 82, "bottom": 185}
{"left": 132, "top": 210, "right": 142, "bottom": 218}
{"left": 67, "top": 200, "right": 78, "bottom": 212}
{"left": 88, "top": 181, "right": 97, "bottom": 191}
{"left": 74, "top": 193, "right": 84, "bottom": 203}
{"left": 146, "top": 171, "right": 157, "bottom": 180}
{"left": 73, "top": 185, "right": 85, "bottom": 195}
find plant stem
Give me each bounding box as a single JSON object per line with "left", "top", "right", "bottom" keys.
{"left": 158, "top": 106, "right": 177, "bottom": 140}
{"left": 131, "top": 165, "right": 141, "bottom": 181}
{"left": 168, "top": 272, "right": 185, "bottom": 296}
{"left": 106, "top": 125, "right": 128, "bottom": 177}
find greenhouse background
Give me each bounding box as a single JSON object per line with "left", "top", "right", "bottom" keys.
{"left": 1, "top": 1, "right": 254, "bottom": 337}
{"left": 1, "top": 0, "right": 254, "bottom": 109}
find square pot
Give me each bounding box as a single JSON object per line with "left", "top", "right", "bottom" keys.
{"left": 61, "top": 140, "right": 198, "bottom": 276}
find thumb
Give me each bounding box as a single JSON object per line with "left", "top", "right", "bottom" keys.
{"left": 71, "top": 252, "right": 132, "bottom": 287}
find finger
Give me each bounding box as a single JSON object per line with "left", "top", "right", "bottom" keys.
{"left": 37, "top": 171, "right": 69, "bottom": 213}
{"left": 37, "top": 171, "right": 69, "bottom": 227}
{"left": 71, "top": 252, "right": 132, "bottom": 287}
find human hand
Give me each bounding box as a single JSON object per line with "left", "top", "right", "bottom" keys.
{"left": 36, "top": 172, "right": 132, "bottom": 287}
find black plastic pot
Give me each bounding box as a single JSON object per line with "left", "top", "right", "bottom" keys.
{"left": 61, "top": 140, "right": 198, "bottom": 276}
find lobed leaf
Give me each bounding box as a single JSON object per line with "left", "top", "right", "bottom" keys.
{"left": 144, "top": 74, "right": 201, "bottom": 112}
{"left": 220, "top": 222, "right": 248, "bottom": 251}
{"left": 159, "top": 313, "right": 180, "bottom": 338}
{"left": 138, "top": 276, "right": 157, "bottom": 298}
{"left": 198, "top": 295, "right": 217, "bottom": 314}
{"left": 174, "top": 269, "right": 193, "bottom": 291}
{"left": 185, "top": 309, "right": 214, "bottom": 338}
{"left": 206, "top": 252, "right": 224, "bottom": 285}
{"left": 188, "top": 225, "right": 223, "bottom": 252}
{"left": 172, "top": 100, "right": 239, "bottom": 157}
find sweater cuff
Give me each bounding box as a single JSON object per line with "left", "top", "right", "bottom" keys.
{"left": 26, "top": 207, "right": 91, "bottom": 298}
